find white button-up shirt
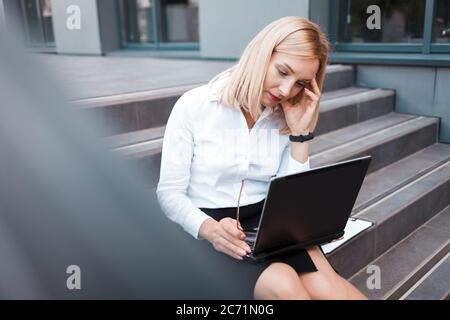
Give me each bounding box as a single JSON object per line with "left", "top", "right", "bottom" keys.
{"left": 156, "top": 77, "right": 310, "bottom": 239}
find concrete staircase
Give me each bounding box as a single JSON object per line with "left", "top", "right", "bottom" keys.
{"left": 77, "top": 64, "right": 450, "bottom": 299}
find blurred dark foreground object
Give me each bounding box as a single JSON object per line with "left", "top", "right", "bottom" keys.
{"left": 0, "top": 32, "right": 258, "bottom": 299}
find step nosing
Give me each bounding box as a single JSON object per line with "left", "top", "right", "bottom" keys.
{"left": 353, "top": 153, "right": 450, "bottom": 213}
{"left": 73, "top": 83, "right": 206, "bottom": 108}
{"left": 385, "top": 240, "right": 450, "bottom": 300}
{"left": 353, "top": 160, "right": 450, "bottom": 220}
{"left": 320, "top": 89, "right": 394, "bottom": 108}
{"left": 312, "top": 116, "right": 434, "bottom": 159}
{"left": 113, "top": 138, "right": 163, "bottom": 153}
{"left": 348, "top": 231, "right": 450, "bottom": 299}
{"left": 325, "top": 65, "right": 353, "bottom": 73}
{"left": 399, "top": 250, "right": 450, "bottom": 300}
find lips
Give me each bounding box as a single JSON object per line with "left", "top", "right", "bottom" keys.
{"left": 268, "top": 92, "right": 281, "bottom": 102}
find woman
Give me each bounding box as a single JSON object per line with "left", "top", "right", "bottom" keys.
{"left": 157, "top": 16, "right": 367, "bottom": 300}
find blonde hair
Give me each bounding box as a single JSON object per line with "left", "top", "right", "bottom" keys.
{"left": 211, "top": 16, "right": 329, "bottom": 135}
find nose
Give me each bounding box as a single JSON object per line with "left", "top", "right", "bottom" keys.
{"left": 278, "top": 80, "right": 293, "bottom": 98}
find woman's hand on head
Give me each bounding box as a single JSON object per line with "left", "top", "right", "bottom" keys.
{"left": 281, "top": 77, "right": 321, "bottom": 135}
{"left": 199, "top": 217, "right": 252, "bottom": 260}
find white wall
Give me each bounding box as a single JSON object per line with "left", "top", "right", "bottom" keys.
{"left": 198, "top": 0, "right": 310, "bottom": 59}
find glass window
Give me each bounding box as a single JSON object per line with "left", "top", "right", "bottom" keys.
{"left": 41, "top": 0, "right": 54, "bottom": 43}
{"left": 158, "top": 0, "right": 199, "bottom": 43}
{"left": 22, "top": 0, "right": 45, "bottom": 45}
{"left": 120, "top": 0, "right": 199, "bottom": 46}
{"left": 21, "top": 0, "right": 54, "bottom": 46}
{"left": 336, "top": 0, "right": 426, "bottom": 43}
{"left": 121, "top": 0, "right": 154, "bottom": 44}
{"left": 433, "top": 0, "right": 450, "bottom": 43}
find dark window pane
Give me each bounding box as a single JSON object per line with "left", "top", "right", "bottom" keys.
{"left": 121, "top": 0, "right": 154, "bottom": 44}
{"left": 337, "top": 0, "right": 426, "bottom": 43}
{"left": 22, "top": 0, "right": 45, "bottom": 45}
{"left": 433, "top": 0, "right": 450, "bottom": 43}
{"left": 158, "top": 0, "right": 199, "bottom": 43}
{"left": 21, "top": 0, "right": 54, "bottom": 46}
{"left": 40, "top": 0, "right": 54, "bottom": 44}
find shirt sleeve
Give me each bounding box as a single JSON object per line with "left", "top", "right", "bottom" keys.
{"left": 276, "top": 144, "right": 311, "bottom": 176}
{"left": 156, "top": 92, "right": 211, "bottom": 239}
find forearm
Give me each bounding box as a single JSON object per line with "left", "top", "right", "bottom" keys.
{"left": 289, "top": 140, "right": 310, "bottom": 164}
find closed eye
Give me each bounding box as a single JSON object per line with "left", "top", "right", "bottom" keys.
{"left": 278, "top": 68, "right": 308, "bottom": 88}
{"left": 277, "top": 69, "right": 288, "bottom": 77}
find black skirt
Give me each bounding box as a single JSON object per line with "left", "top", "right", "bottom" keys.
{"left": 199, "top": 199, "right": 319, "bottom": 275}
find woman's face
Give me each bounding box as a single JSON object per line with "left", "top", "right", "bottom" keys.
{"left": 261, "top": 52, "right": 319, "bottom": 107}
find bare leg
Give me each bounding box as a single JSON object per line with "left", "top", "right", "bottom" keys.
{"left": 298, "top": 246, "right": 368, "bottom": 300}
{"left": 254, "top": 262, "right": 312, "bottom": 300}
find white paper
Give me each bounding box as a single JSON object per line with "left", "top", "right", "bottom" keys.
{"left": 320, "top": 218, "right": 373, "bottom": 255}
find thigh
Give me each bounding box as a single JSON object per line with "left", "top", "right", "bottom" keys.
{"left": 304, "top": 246, "right": 336, "bottom": 275}
{"left": 298, "top": 246, "right": 348, "bottom": 299}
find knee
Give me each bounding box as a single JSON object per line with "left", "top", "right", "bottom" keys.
{"left": 304, "top": 272, "right": 348, "bottom": 300}
{"left": 254, "top": 276, "right": 303, "bottom": 300}
{"left": 254, "top": 263, "right": 310, "bottom": 300}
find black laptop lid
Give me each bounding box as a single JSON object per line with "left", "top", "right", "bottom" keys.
{"left": 253, "top": 156, "right": 371, "bottom": 255}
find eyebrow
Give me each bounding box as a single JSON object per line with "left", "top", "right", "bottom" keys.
{"left": 278, "top": 63, "right": 312, "bottom": 82}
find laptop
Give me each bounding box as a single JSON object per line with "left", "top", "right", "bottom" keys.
{"left": 243, "top": 155, "right": 372, "bottom": 262}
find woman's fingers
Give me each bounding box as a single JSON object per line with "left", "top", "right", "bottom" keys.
{"left": 215, "top": 236, "right": 248, "bottom": 259}
{"left": 223, "top": 237, "right": 249, "bottom": 257}
{"left": 303, "top": 88, "right": 319, "bottom": 102}
{"left": 214, "top": 240, "right": 243, "bottom": 260}
{"left": 220, "top": 218, "right": 252, "bottom": 253}
{"left": 223, "top": 218, "right": 245, "bottom": 239}
{"left": 220, "top": 228, "right": 251, "bottom": 253}
{"left": 311, "top": 77, "right": 321, "bottom": 97}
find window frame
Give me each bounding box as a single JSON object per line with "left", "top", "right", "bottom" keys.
{"left": 117, "top": 0, "right": 200, "bottom": 50}
{"left": 329, "top": 0, "right": 450, "bottom": 54}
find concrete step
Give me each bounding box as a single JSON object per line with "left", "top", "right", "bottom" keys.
{"left": 315, "top": 87, "right": 395, "bottom": 136}
{"left": 75, "top": 65, "right": 354, "bottom": 136}
{"left": 328, "top": 155, "right": 450, "bottom": 279}
{"left": 74, "top": 84, "right": 196, "bottom": 136}
{"left": 320, "top": 86, "right": 369, "bottom": 100}
{"left": 348, "top": 205, "right": 450, "bottom": 300}
{"left": 310, "top": 114, "right": 440, "bottom": 174}
{"left": 104, "top": 126, "right": 165, "bottom": 149}
{"left": 353, "top": 143, "right": 450, "bottom": 213}
{"left": 403, "top": 252, "right": 450, "bottom": 300}
{"left": 321, "top": 64, "right": 354, "bottom": 92}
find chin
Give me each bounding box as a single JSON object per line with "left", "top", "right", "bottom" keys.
{"left": 262, "top": 99, "right": 278, "bottom": 108}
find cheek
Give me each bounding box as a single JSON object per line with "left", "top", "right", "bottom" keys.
{"left": 264, "top": 70, "right": 278, "bottom": 89}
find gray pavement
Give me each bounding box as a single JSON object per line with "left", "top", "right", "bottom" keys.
{"left": 32, "top": 53, "right": 235, "bottom": 100}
